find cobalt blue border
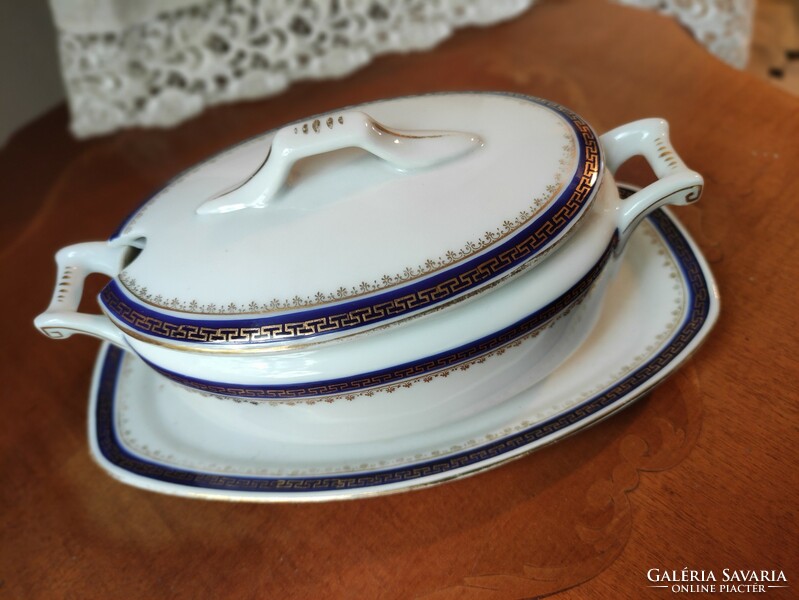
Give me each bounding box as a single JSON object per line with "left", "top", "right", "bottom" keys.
{"left": 102, "top": 93, "right": 601, "bottom": 346}
{"left": 93, "top": 207, "right": 714, "bottom": 494}
{"left": 138, "top": 238, "right": 613, "bottom": 400}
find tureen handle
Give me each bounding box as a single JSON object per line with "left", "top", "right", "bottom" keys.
{"left": 34, "top": 242, "right": 128, "bottom": 348}
{"left": 196, "top": 110, "right": 482, "bottom": 215}
{"left": 600, "top": 118, "right": 703, "bottom": 247}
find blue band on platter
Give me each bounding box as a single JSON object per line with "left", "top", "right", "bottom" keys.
{"left": 93, "top": 209, "right": 714, "bottom": 493}
{"left": 102, "top": 93, "right": 602, "bottom": 346}
{"left": 95, "top": 211, "right": 713, "bottom": 494}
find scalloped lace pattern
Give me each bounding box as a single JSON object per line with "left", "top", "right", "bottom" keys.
{"left": 53, "top": 0, "right": 752, "bottom": 138}
{"left": 54, "top": 0, "right": 534, "bottom": 138}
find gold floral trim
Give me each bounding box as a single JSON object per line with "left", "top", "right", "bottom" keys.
{"left": 117, "top": 98, "right": 585, "bottom": 316}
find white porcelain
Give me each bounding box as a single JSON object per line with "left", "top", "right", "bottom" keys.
{"left": 36, "top": 93, "right": 703, "bottom": 402}
{"left": 87, "top": 207, "right": 719, "bottom": 501}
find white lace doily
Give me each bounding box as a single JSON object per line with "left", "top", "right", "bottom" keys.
{"left": 50, "top": 0, "right": 754, "bottom": 138}
{"left": 50, "top": 0, "right": 534, "bottom": 138}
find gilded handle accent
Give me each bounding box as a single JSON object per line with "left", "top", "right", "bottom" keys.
{"left": 34, "top": 242, "right": 128, "bottom": 347}
{"left": 196, "top": 110, "right": 482, "bottom": 215}
{"left": 600, "top": 118, "right": 703, "bottom": 247}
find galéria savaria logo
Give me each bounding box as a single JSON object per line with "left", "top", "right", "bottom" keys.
{"left": 646, "top": 569, "right": 789, "bottom": 594}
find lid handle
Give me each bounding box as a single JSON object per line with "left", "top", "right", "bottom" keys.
{"left": 196, "top": 110, "right": 482, "bottom": 215}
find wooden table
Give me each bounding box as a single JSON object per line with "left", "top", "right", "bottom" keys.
{"left": 2, "top": 0, "right": 797, "bottom": 597}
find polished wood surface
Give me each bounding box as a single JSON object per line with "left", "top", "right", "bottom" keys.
{"left": 1, "top": 1, "right": 797, "bottom": 597}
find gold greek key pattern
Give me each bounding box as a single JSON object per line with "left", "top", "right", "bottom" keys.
{"left": 117, "top": 96, "right": 593, "bottom": 318}
{"left": 103, "top": 105, "right": 601, "bottom": 344}
{"left": 119, "top": 129, "right": 575, "bottom": 315}
{"left": 140, "top": 243, "right": 610, "bottom": 401}
{"left": 148, "top": 302, "right": 575, "bottom": 402}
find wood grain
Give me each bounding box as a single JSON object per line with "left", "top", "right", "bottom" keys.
{"left": 1, "top": 0, "right": 797, "bottom": 598}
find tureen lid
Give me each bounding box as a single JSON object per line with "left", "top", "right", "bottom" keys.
{"left": 101, "top": 93, "right": 602, "bottom": 348}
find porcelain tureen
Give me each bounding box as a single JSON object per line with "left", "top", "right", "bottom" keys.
{"left": 35, "top": 93, "right": 702, "bottom": 403}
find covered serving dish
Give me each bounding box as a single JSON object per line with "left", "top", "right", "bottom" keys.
{"left": 35, "top": 93, "right": 702, "bottom": 404}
